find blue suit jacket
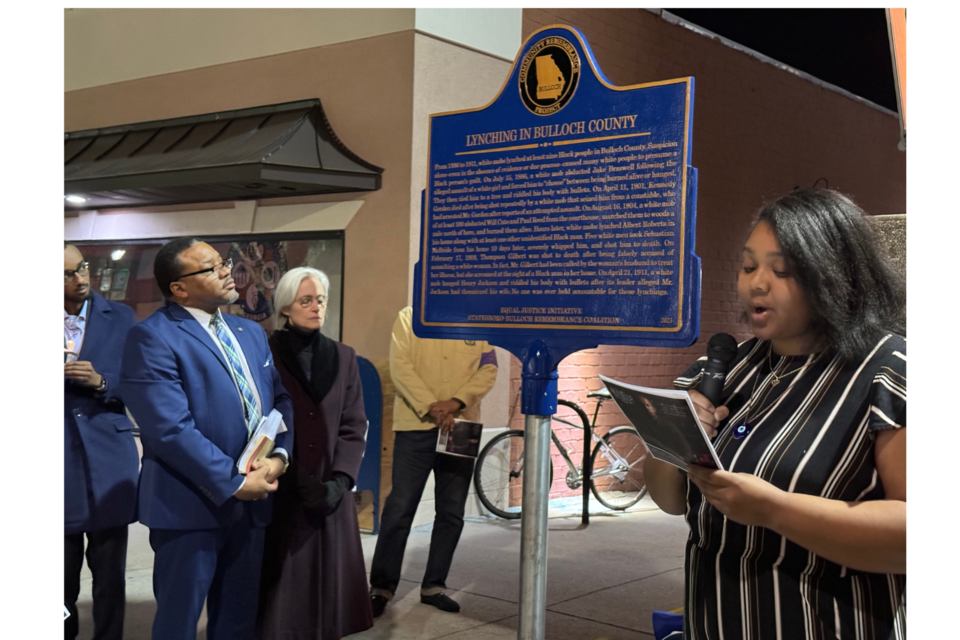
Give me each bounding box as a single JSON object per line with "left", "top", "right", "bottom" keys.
{"left": 64, "top": 294, "right": 140, "bottom": 535}
{"left": 119, "top": 303, "right": 294, "bottom": 530}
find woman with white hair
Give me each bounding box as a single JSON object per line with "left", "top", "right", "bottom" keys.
{"left": 256, "top": 267, "right": 373, "bottom": 639}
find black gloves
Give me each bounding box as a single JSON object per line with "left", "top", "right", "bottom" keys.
{"left": 295, "top": 466, "right": 354, "bottom": 515}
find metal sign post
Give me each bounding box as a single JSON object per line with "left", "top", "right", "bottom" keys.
{"left": 517, "top": 341, "right": 559, "bottom": 638}
{"left": 412, "top": 25, "right": 700, "bottom": 639}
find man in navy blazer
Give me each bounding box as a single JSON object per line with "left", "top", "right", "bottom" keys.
{"left": 120, "top": 238, "right": 294, "bottom": 640}
{"left": 64, "top": 244, "right": 140, "bottom": 640}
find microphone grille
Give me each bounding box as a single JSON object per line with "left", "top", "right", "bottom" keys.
{"left": 706, "top": 333, "right": 739, "bottom": 364}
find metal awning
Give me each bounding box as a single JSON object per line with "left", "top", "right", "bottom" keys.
{"left": 64, "top": 99, "right": 383, "bottom": 211}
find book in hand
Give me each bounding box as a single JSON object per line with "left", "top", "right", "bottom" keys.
{"left": 598, "top": 375, "right": 724, "bottom": 471}
{"left": 237, "top": 408, "right": 288, "bottom": 475}
{"left": 436, "top": 419, "right": 483, "bottom": 458}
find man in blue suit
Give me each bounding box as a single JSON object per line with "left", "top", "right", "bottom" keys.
{"left": 64, "top": 244, "right": 140, "bottom": 640}
{"left": 120, "top": 238, "right": 294, "bottom": 640}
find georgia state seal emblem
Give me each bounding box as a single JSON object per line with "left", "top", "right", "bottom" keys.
{"left": 518, "top": 36, "right": 581, "bottom": 116}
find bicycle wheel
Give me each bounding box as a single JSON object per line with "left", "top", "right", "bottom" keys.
{"left": 590, "top": 426, "right": 648, "bottom": 510}
{"left": 474, "top": 430, "right": 554, "bottom": 520}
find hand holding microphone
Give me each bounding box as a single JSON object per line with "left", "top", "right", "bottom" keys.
{"left": 689, "top": 390, "right": 729, "bottom": 439}
{"left": 694, "top": 333, "right": 738, "bottom": 438}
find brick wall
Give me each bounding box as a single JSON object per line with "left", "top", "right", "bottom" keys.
{"left": 513, "top": 9, "right": 906, "bottom": 499}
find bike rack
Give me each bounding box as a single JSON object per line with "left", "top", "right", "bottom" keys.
{"left": 556, "top": 399, "right": 594, "bottom": 526}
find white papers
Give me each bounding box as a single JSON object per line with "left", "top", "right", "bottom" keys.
{"left": 598, "top": 375, "right": 724, "bottom": 471}
{"left": 236, "top": 408, "right": 287, "bottom": 474}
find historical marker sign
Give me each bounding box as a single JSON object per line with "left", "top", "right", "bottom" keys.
{"left": 414, "top": 25, "right": 700, "bottom": 355}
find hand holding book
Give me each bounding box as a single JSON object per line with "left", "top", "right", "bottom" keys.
{"left": 429, "top": 398, "right": 463, "bottom": 434}
{"left": 237, "top": 409, "right": 288, "bottom": 475}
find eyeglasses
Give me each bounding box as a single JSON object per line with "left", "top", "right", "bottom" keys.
{"left": 297, "top": 295, "right": 327, "bottom": 308}
{"left": 64, "top": 261, "right": 90, "bottom": 283}
{"left": 178, "top": 258, "right": 233, "bottom": 281}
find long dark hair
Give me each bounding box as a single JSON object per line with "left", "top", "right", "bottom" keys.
{"left": 748, "top": 188, "right": 905, "bottom": 362}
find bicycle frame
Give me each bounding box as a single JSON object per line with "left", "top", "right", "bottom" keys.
{"left": 551, "top": 407, "right": 635, "bottom": 485}
{"left": 505, "top": 400, "right": 639, "bottom": 487}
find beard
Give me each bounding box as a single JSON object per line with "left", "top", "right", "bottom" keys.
{"left": 223, "top": 289, "right": 240, "bottom": 305}
{"left": 65, "top": 284, "right": 90, "bottom": 305}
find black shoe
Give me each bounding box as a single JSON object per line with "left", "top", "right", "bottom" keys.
{"left": 420, "top": 592, "right": 461, "bottom": 613}
{"left": 371, "top": 595, "right": 388, "bottom": 618}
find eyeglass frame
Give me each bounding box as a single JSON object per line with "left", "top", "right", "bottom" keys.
{"left": 296, "top": 295, "right": 328, "bottom": 308}
{"left": 64, "top": 261, "right": 90, "bottom": 282}
{"left": 177, "top": 258, "right": 234, "bottom": 281}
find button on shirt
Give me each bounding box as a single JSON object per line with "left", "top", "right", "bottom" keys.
{"left": 180, "top": 306, "right": 287, "bottom": 469}
{"left": 64, "top": 299, "right": 89, "bottom": 359}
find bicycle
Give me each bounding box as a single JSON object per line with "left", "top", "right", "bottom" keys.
{"left": 473, "top": 387, "right": 648, "bottom": 519}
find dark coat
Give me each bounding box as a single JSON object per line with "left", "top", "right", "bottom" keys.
{"left": 64, "top": 294, "right": 140, "bottom": 534}
{"left": 258, "top": 336, "right": 373, "bottom": 640}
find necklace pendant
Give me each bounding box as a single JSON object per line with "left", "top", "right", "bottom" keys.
{"left": 733, "top": 422, "right": 752, "bottom": 439}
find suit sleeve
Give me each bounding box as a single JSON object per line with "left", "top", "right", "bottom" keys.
{"left": 99, "top": 304, "right": 137, "bottom": 406}
{"left": 389, "top": 309, "right": 437, "bottom": 418}
{"left": 119, "top": 323, "right": 243, "bottom": 505}
{"left": 261, "top": 326, "right": 294, "bottom": 457}
{"left": 452, "top": 344, "right": 498, "bottom": 409}
{"left": 332, "top": 348, "right": 368, "bottom": 483}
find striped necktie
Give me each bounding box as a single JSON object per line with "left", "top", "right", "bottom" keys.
{"left": 210, "top": 312, "right": 261, "bottom": 436}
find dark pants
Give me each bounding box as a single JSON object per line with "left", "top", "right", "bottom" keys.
{"left": 64, "top": 526, "right": 128, "bottom": 640}
{"left": 370, "top": 429, "right": 475, "bottom": 598}
{"left": 149, "top": 511, "right": 265, "bottom": 640}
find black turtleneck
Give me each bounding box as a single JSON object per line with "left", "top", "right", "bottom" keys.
{"left": 272, "top": 323, "right": 339, "bottom": 405}
{"left": 286, "top": 324, "right": 317, "bottom": 381}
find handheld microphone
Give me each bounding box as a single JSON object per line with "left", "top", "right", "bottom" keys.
{"left": 699, "top": 333, "right": 738, "bottom": 407}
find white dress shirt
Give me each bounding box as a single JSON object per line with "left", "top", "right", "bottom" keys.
{"left": 64, "top": 298, "right": 89, "bottom": 360}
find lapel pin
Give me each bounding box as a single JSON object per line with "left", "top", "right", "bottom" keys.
{"left": 237, "top": 327, "right": 243, "bottom": 332}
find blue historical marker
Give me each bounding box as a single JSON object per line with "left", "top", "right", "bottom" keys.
{"left": 411, "top": 25, "right": 699, "bottom": 639}
{"left": 414, "top": 25, "right": 699, "bottom": 368}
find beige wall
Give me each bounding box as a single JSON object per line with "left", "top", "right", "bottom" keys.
{"left": 415, "top": 9, "right": 521, "bottom": 60}
{"left": 65, "top": 8, "right": 415, "bottom": 91}
{"left": 408, "top": 32, "right": 517, "bottom": 468}
{"left": 64, "top": 8, "right": 523, "bottom": 92}
{"left": 66, "top": 32, "right": 417, "bottom": 360}
{"left": 407, "top": 33, "right": 514, "bottom": 306}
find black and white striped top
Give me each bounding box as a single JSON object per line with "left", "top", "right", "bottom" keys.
{"left": 674, "top": 334, "right": 906, "bottom": 640}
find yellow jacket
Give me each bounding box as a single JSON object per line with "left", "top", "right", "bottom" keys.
{"left": 389, "top": 307, "right": 498, "bottom": 431}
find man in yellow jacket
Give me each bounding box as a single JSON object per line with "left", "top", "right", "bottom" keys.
{"left": 370, "top": 306, "right": 498, "bottom": 617}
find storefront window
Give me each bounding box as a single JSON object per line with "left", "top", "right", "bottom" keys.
{"left": 73, "top": 232, "right": 344, "bottom": 340}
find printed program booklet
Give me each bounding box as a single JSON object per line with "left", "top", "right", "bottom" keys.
{"left": 436, "top": 419, "right": 483, "bottom": 458}
{"left": 598, "top": 375, "right": 723, "bottom": 471}
{"left": 237, "top": 409, "right": 289, "bottom": 474}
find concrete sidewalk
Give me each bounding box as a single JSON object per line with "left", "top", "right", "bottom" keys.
{"left": 76, "top": 496, "right": 688, "bottom": 639}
